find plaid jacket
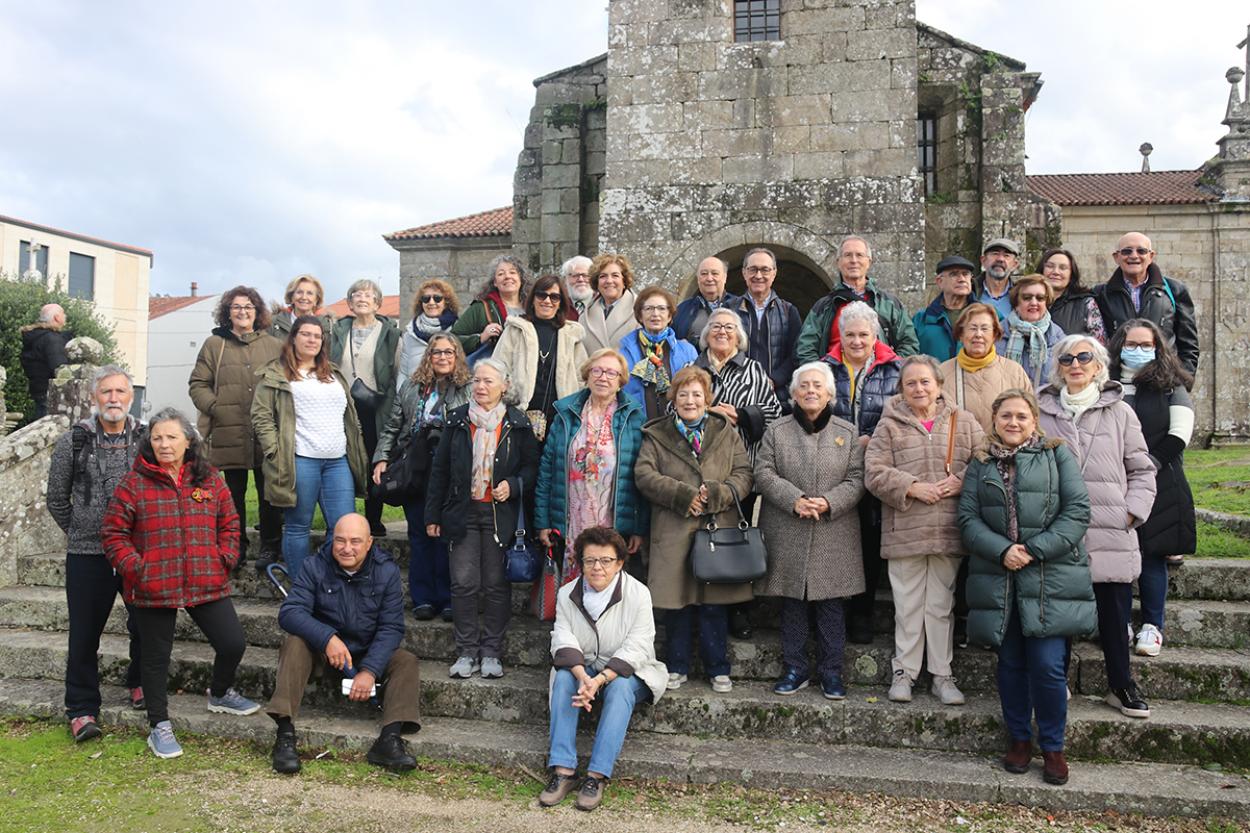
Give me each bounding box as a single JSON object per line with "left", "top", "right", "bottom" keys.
{"left": 102, "top": 456, "right": 240, "bottom": 609}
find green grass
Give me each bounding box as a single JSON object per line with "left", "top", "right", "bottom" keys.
{"left": 1186, "top": 449, "right": 1250, "bottom": 517}
{"left": 241, "top": 481, "right": 405, "bottom": 532}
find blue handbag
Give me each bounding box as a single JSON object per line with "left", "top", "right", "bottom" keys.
{"left": 504, "top": 487, "right": 542, "bottom": 583}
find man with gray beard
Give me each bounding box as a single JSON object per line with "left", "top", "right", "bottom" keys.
{"left": 561, "top": 255, "right": 594, "bottom": 318}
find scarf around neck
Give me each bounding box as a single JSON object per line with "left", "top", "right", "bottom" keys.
{"left": 794, "top": 405, "right": 833, "bottom": 435}
{"left": 1004, "top": 312, "right": 1053, "bottom": 386}
{"left": 632, "top": 327, "right": 675, "bottom": 392}
{"left": 988, "top": 435, "right": 1043, "bottom": 543}
{"left": 1060, "top": 382, "right": 1100, "bottom": 422}
{"left": 956, "top": 346, "right": 997, "bottom": 372}
{"left": 413, "top": 312, "right": 451, "bottom": 341}
{"left": 468, "top": 401, "right": 506, "bottom": 500}
{"left": 674, "top": 412, "right": 707, "bottom": 457}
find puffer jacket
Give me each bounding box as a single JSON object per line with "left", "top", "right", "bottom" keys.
{"left": 959, "top": 441, "right": 1096, "bottom": 647}
{"left": 1093, "top": 264, "right": 1199, "bottom": 377}
{"left": 938, "top": 354, "right": 1033, "bottom": 433}
{"left": 278, "top": 538, "right": 404, "bottom": 679}
{"left": 329, "top": 314, "right": 401, "bottom": 437}
{"left": 101, "top": 455, "right": 239, "bottom": 608}
{"left": 188, "top": 327, "right": 283, "bottom": 469}
{"left": 374, "top": 376, "right": 470, "bottom": 464}
{"left": 1049, "top": 290, "right": 1105, "bottom": 344}
{"left": 673, "top": 292, "right": 740, "bottom": 345}
{"left": 1037, "top": 382, "right": 1157, "bottom": 583}
{"left": 912, "top": 296, "right": 964, "bottom": 362}
{"left": 825, "top": 340, "right": 901, "bottom": 437}
{"left": 864, "top": 393, "right": 985, "bottom": 559}
{"left": 1125, "top": 380, "right": 1196, "bottom": 559}
{"left": 796, "top": 279, "right": 918, "bottom": 365}
{"left": 618, "top": 328, "right": 698, "bottom": 411}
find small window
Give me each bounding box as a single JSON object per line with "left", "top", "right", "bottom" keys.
{"left": 69, "top": 252, "right": 95, "bottom": 300}
{"left": 19, "top": 241, "right": 49, "bottom": 280}
{"left": 734, "top": 0, "right": 780, "bottom": 42}
{"left": 917, "top": 114, "right": 937, "bottom": 196}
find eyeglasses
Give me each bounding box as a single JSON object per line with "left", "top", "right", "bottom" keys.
{"left": 1057, "top": 351, "right": 1095, "bottom": 366}
{"left": 588, "top": 367, "right": 622, "bottom": 379}
{"left": 744, "top": 265, "right": 775, "bottom": 276}
{"left": 1117, "top": 247, "right": 1152, "bottom": 257}
{"left": 568, "top": 271, "right": 589, "bottom": 279}
{"left": 1019, "top": 294, "right": 1048, "bottom": 303}
{"left": 532, "top": 291, "right": 562, "bottom": 302}
{"left": 641, "top": 305, "right": 669, "bottom": 314}
{"left": 963, "top": 324, "right": 995, "bottom": 335}
{"left": 350, "top": 291, "right": 376, "bottom": 301}
{"left": 429, "top": 349, "right": 456, "bottom": 358}
{"left": 581, "top": 557, "right": 619, "bottom": 569}
{"left": 708, "top": 323, "right": 737, "bottom": 332}
{"left": 229, "top": 305, "right": 255, "bottom": 313}
{"left": 420, "top": 294, "right": 444, "bottom": 304}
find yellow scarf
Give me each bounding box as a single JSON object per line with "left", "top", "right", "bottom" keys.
{"left": 841, "top": 358, "right": 861, "bottom": 401}
{"left": 956, "top": 346, "right": 997, "bottom": 372}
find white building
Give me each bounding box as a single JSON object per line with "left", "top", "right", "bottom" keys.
{"left": 145, "top": 285, "right": 219, "bottom": 418}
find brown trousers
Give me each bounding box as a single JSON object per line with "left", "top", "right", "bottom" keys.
{"left": 266, "top": 634, "right": 421, "bottom": 730}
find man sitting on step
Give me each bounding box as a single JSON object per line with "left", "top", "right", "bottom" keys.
{"left": 266, "top": 513, "right": 421, "bottom": 774}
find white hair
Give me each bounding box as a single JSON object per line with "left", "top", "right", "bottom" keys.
{"left": 561, "top": 256, "right": 592, "bottom": 278}
{"left": 837, "top": 300, "right": 879, "bottom": 337}
{"left": 91, "top": 364, "right": 134, "bottom": 393}
{"left": 472, "top": 357, "right": 518, "bottom": 405}
{"left": 789, "top": 361, "right": 836, "bottom": 398}
{"left": 838, "top": 235, "right": 873, "bottom": 259}
{"left": 1049, "top": 334, "right": 1111, "bottom": 390}
{"left": 698, "top": 308, "right": 748, "bottom": 352}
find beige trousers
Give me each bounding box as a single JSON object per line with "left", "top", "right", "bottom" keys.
{"left": 887, "top": 554, "right": 961, "bottom": 680}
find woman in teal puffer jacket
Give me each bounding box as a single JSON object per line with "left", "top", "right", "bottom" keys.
{"left": 958, "top": 387, "right": 1094, "bottom": 788}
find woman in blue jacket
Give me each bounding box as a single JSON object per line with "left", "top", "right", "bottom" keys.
{"left": 618, "top": 286, "right": 697, "bottom": 420}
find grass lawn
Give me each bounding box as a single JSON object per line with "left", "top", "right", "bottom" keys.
{"left": 1185, "top": 449, "right": 1250, "bottom": 516}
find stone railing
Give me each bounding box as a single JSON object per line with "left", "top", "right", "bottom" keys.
{"left": 0, "top": 416, "right": 69, "bottom": 587}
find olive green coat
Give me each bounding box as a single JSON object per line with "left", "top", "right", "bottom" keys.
{"left": 250, "top": 360, "right": 369, "bottom": 508}
{"left": 328, "top": 315, "right": 401, "bottom": 438}
{"left": 188, "top": 327, "right": 282, "bottom": 469}
{"left": 270, "top": 310, "right": 335, "bottom": 340}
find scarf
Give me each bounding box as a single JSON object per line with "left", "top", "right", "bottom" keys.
{"left": 412, "top": 311, "right": 452, "bottom": 342}
{"left": 956, "top": 346, "right": 997, "bottom": 372}
{"left": 1003, "top": 312, "right": 1053, "bottom": 387}
{"left": 581, "top": 573, "right": 619, "bottom": 621}
{"left": 468, "top": 401, "right": 506, "bottom": 500}
{"left": 631, "top": 328, "right": 674, "bottom": 393}
{"left": 794, "top": 405, "right": 833, "bottom": 435}
{"left": 1059, "top": 382, "right": 1100, "bottom": 422}
{"left": 674, "top": 413, "right": 707, "bottom": 457}
{"left": 987, "top": 436, "right": 1043, "bottom": 543}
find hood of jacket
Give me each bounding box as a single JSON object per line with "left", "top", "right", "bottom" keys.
{"left": 878, "top": 389, "right": 955, "bottom": 430}
{"left": 827, "top": 338, "right": 899, "bottom": 371}
{"left": 1037, "top": 381, "right": 1125, "bottom": 418}
{"left": 21, "top": 321, "right": 64, "bottom": 337}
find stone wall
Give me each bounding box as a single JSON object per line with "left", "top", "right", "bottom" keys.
{"left": 0, "top": 417, "right": 68, "bottom": 588}
{"left": 394, "top": 236, "right": 512, "bottom": 326}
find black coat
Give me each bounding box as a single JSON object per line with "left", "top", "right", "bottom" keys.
{"left": 20, "top": 324, "right": 70, "bottom": 400}
{"left": 1050, "top": 288, "right": 1099, "bottom": 341}
{"left": 1126, "top": 383, "right": 1197, "bottom": 559}
{"left": 1093, "top": 265, "right": 1199, "bottom": 378}
{"left": 424, "top": 404, "right": 539, "bottom": 545}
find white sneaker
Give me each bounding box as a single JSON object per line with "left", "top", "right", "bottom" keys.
{"left": 666, "top": 673, "right": 687, "bottom": 690}
{"left": 480, "top": 657, "right": 504, "bottom": 678}
{"left": 711, "top": 675, "right": 733, "bottom": 693}
{"left": 930, "top": 675, "right": 965, "bottom": 706}
{"left": 449, "top": 656, "right": 479, "bottom": 678}
{"left": 888, "top": 670, "right": 913, "bottom": 703}
{"left": 1134, "top": 624, "right": 1163, "bottom": 657}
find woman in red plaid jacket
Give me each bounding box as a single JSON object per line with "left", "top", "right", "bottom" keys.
{"left": 103, "top": 407, "right": 263, "bottom": 759}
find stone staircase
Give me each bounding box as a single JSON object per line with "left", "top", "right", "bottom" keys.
{"left": 1, "top": 531, "right": 1248, "bottom": 820}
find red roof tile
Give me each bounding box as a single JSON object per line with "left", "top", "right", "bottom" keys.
{"left": 1027, "top": 170, "right": 1215, "bottom": 206}
{"left": 148, "top": 295, "right": 207, "bottom": 319}
{"left": 325, "top": 295, "right": 400, "bottom": 319}
{"left": 386, "top": 206, "right": 513, "bottom": 241}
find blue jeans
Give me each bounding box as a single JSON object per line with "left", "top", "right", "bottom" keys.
{"left": 547, "top": 668, "right": 650, "bottom": 778}
{"left": 1137, "top": 553, "right": 1168, "bottom": 630}
{"left": 403, "top": 499, "right": 450, "bottom": 611}
{"left": 283, "top": 455, "right": 356, "bottom": 579}
{"left": 997, "top": 605, "right": 1069, "bottom": 752}
{"left": 664, "top": 604, "right": 730, "bottom": 677}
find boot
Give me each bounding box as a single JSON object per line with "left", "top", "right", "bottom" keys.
{"left": 1042, "top": 750, "right": 1069, "bottom": 785}
{"left": 1002, "top": 739, "right": 1031, "bottom": 774}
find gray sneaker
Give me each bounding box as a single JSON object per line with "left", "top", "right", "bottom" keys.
{"left": 147, "top": 720, "right": 183, "bottom": 759}
{"left": 480, "top": 657, "right": 504, "bottom": 679}
{"left": 931, "top": 675, "right": 966, "bottom": 706}
{"left": 888, "top": 670, "right": 913, "bottom": 703}
{"left": 207, "top": 687, "right": 261, "bottom": 716}
{"left": 449, "top": 656, "right": 479, "bottom": 678}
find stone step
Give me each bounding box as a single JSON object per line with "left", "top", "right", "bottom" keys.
{"left": 2, "top": 628, "right": 1247, "bottom": 769}
{"left": 1, "top": 679, "right": 1244, "bottom": 821}
{"left": 4, "top": 587, "right": 1246, "bottom": 702}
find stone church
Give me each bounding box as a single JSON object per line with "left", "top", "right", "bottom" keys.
{"left": 386, "top": 2, "right": 1250, "bottom": 440}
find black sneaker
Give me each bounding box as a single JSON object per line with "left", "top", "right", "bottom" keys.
{"left": 413, "top": 604, "right": 436, "bottom": 621}
{"left": 1105, "top": 682, "right": 1150, "bottom": 718}
{"left": 729, "top": 607, "right": 752, "bottom": 640}
{"left": 271, "top": 730, "right": 301, "bottom": 774}
{"left": 366, "top": 733, "right": 416, "bottom": 772}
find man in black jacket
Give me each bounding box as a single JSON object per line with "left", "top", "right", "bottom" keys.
{"left": 1094, "top": 232, "right": 1200, "bottom": 379}
{"left": 20, "top": 303, "right": 71, "bottom": 418}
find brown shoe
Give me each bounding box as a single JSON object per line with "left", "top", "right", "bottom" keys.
{"left": 1042, "top": 750, "right": 1069, "bottom": 785}
{"left": 1002, "top": 739, "right": 1032, "bottom": 774}
{"left": 538, "top": 770, "right": 578, "bottom": 807}
{"left": 574, "top": 775, "right": 606, "bottom": 812}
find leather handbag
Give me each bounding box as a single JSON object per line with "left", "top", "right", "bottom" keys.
{"left": 371, "top": 425, "right": 440, "bottom": 507}
{"left": 690, "top": 483, "right": 767, "bottom": 584}
{"left": 528, "top": 530, "right": 563, "bottom": 622}
{"left": 504, "top": 488, "right": 542, "bottom": 583}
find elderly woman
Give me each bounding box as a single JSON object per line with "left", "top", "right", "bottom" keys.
{"left": 996, "top": 274, "right": 1066, "bottom": 390}
{"left": 102, "top": 408, "right": 260, "bottom": 759}
{"left": 330, "top": 278, "right": 400, "bottom": 537}
{"left": 374, "top": 333, "right": 471, "bottom": 619}
{"left": 1039, "top": 248, "right": 1106, "bottom": 344}
{"left": 582, "top": 253, "right": 639, "bottom": 354}
{"left": 820, "top": 300, "right": 902, "bottom": 644}
{"left": 959, "top": 389, "right": 1095, "bottom": 786}
{"left": 535, "top": 349, "right": 646, "bottom": 576}
{"left": 253, "top": 316, "right": 369, "bottom": 580}
{"left": 540, "top": 527, "right": 668, "bottom": 812}
{"left": 452, "top": 255, "right": 530, "bottom": 357}
{"left": 1039, "top": 336, "right": 1157, "bottom": 719}
{"left": 188, "top": 285, "right": 283, "bottom": 567}
{"left": 425, "top": 358, "right": 538, "bottom": 679}
{"left": 398, "top": 279, "right": 460, "bottom": 384}
{"left": 755, "top": 362, "right": 865, "bottom": 698}
{"left": 271, "top": 274, "right": 335, "bottom": 339}
{"left": 937, "top": 303, "right": 1032, "bottom": 433}
{"left": 1108, "top": 320, "right": 1196, "bottom": 657}
{"left": 619, "top": 286, "right": 698, "bottom": 420}
{"left": 493, "top": 274, "right": 588, "bottom": 441}
{"left": 865, "top": 355, "right": 984, "bottom": 706}
{"left": 635, "top": 366, "right": 753, "bottom": 693}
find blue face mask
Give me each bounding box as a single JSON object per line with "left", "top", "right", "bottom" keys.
{"left": 1120, "top": 346, "right": 1155, "bottom": 369}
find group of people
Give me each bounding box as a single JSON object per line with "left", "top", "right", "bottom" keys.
{"left": 46, "top": 230, "right": 1198, "bottom": 807}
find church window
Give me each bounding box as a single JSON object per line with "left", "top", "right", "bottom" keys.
{"left": 917, "top": 114, "right": 937, "bottom": 195}
{"left": 734, "top": 0, "right": 780, "bottom": 42}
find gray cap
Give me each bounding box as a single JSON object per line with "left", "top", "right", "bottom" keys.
{"left": 935, "top": 255, "right": 977, "bottom": 274}
{"left": 982, "top": 237, "right": 1021, "bottom": 256}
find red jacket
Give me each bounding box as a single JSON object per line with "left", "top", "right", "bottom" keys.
{"left": 102, "top": 456, "right": 240, "bottom": 609}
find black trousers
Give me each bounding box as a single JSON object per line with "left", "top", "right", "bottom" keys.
{"left": 1094, "top": 582, "right": 1134, "bottom": 690}
{"left": 65, "top": 554, "right": 141, "bottom": 718}
{"left": 223, "top": 466, "right": 283, "bottom": 556}
{"left": 131, "top": 597, "right": 247, "bottom": 726}
{"left": 848, "top": 496, "right": 883, "bottom": 623}
{"left": 354, "top": 399, "right": 384, "bottom": 528}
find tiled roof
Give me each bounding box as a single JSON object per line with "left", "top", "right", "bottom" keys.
{"left": 148, "top": 295, "right": 208, "bottom": 319}
{"left": 386, "top": 206, "right": 513, "bottom": 241}
{"left": 325, "top": 295, "right": 400, "bottom": 319}
{"left": 1027, "top": 170, "right": 1215, "bottom": 206}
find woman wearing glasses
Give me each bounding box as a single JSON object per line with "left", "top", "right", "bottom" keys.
{"left": 189, "top": 285, "right": 283, "bottom": 568}
{"left": 1037, "top": 249, "right": 1105, "bottom": 344}
{"left": 619, "top": 286, "right": 698, "bottom": 420}
{"left": 398, "top": 279, "right": 460, "bottom": 385}
{"left": 994, "top": 274, "right": 1066, "bottom": 390}
{"left": 1038, "top": 336, "right": 1157, "bottom": 719}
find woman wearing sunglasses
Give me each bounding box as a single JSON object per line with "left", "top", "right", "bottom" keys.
{"left": 1038, "top": 336, "right": 1157, "bottom": 720}
{"left": 398, "top": 280, "right": 460, "bottom": 386}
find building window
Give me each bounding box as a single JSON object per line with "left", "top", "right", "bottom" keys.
{"left": 734, "top": 0, "right": 780, "bottom": 42}
{"left": 19, "top": 241, "right": 49, "bottom": 280}
{"left": 68, "top": 252, "right": 95, "bottom": 300}
{"left": 917, "top": 114, "right": 937, "bottom": 196}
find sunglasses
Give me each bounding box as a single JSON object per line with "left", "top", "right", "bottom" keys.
{"left": 1057, "top": 351, "right": 1095, "bottom": 366}
{"left": 1117, "top": 247, "right": 1151, "bottom": 257}
{"left": 421, "top": 294, "right": 444, "bottom": 304}
{"left": 532, "top": 290, "right": 562, "bottom": 302}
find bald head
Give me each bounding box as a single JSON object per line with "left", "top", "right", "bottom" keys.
{"left": 331, "top": 513, "right": 373, "bottom": 572}
{"left": 40, "top": 303, "right": 66, "bottom": 329}
{"left": 1112, "top": 232, "right": 1155, "bottom": 286}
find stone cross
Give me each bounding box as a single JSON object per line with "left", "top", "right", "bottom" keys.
{"left": 23, "top": 241, "right": 43, "bottom": 283}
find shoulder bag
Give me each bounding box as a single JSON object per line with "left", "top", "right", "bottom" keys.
{"left": 504, "top": 484, "right": 542, "bottom": 583}
{"left": 690, "top": 482, "right": 767, "bottom": 584}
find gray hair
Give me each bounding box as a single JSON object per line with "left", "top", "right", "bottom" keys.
{"left": 148, "top": 407, "right": 197, "bottom": 441}
{"left": 91, "top": 364, "right": 134, "bottom": 393}
{"left": 472, "top": 357, "right": 518, "bottom": 405}
{"left": 1049, "top": 334, "right": 1111, "bottom": 390}
{"left": 742, "top": 247, "right": 777, "bottom": 270}
{"left": 789, "top": 361, "right": 837, "bottom": 398}
{"left": 837, "top": 300, "right": 879, "bottom": 338}
{"left": 838, "top": 235, "right": 873, "bottom": 259}
{"left": 900, "top": 354, "right": 945, "bottom": 386}
{"left": 345, "top": 278, "right": 384, "bottom": 307}
{"left": 698, "top": 308, "right": 748, "bottom": 352}
{"left": 560, "top": 255, "right": 592, "bottom": 278}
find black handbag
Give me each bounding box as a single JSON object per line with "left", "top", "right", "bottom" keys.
{"left": 690, "top": 483, "right": 767, "bottom": 584}
{"left": 504, "top": 486, "right": 542, "bottom": 583}
{"left": 371, "top": 424, "right": 441, "bottom": 507}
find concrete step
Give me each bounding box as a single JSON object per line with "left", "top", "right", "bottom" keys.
{"left": 2, "top": 627, "right": 1247, "bottom": 769}
{"left": 4, "top": 587, "right": 1246, "bottom": 702}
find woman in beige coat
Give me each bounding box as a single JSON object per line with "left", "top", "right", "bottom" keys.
{"left": 635, "top": 366, "right": 753, "bottom": 694}
{"left": 581, "top": 254, "right": 639, "bottom": 354}
{"left": 937, "top": 303, "right": 1032, "bottom": 433}
{"left": 865, "top": 355, "right": 984, "bottom": 706}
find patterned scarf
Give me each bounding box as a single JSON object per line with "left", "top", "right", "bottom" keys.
{"left": 631, "top": 328, "right": 674, "bottom": 393}
{"left": 674, "top": 413, "right": 707, "bottom": 457}
{"left": 1003, "top": 312, "right": 1053, "bottom": 387}
{"left": 468, "top": 401, "right": 505, "bottom": 500}
{"left": 987, "top": 435, "right": 1043, "bottom": 543}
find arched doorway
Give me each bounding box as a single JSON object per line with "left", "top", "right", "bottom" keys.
{"left": 678, "top": 243, "right": 834, "bottom": 318}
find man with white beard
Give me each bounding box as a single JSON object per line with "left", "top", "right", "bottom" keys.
{"left": 561, "top": 255, "right": 594, "bottom": 318}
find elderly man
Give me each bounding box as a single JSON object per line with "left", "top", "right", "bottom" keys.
{"left": 20, "top": 302, "right": 72, "bottom": 418}
{"left": 796, "top": 236, "right": 918, "bottom": 365}
{"left": 729, "top": 247, "right": 802, "bottom": 412}
{"left": 267, "top": 513, "right": 421, "bottom": 774}
{"left": 1094, "top": 232, "right": 1199, "bottom": 378}
{"left": 974, "top": 238, "right": 1021, "bottom": 319}
{"left": 46, "top": 365, "right": 146, "bottom": 741}
{"left": 561, "top": 255, "right": 594, "bottom": 318}
{"left": 673, "top": 256, "right": 740, "bottom": 344}
{"left": 913, "top": 255, "right": 977, "bottom": 361}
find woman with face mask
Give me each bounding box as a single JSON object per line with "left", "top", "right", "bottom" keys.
{"left": 1106, "top": 319, "right": 1195, "bottom": 659}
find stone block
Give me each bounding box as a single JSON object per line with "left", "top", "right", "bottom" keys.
{"left": 784, "top": 7, "right": 866, "bottom": 35}
{"left": 542, "top": 164, "right": 581, "bottom": 188}
{"left": 605, "top": 156, "right": 722, "bottom": 186}
{"left": 701, "top": 127, "right": 766, "bottom": 157}
{"left": 864, "top": 3, "right": 915, "bottom": 29}
{"left": 810, "top": 121, "right": 890, "bottom": 152}
{"left": 793, "top": 151, "right": 845, "bottom": 179}
{"left": 542, "top": 213, "right": 581, "bottom": 243}
{"left": 846, "top": 28, "right": 916, "bottom": 61}
{"left": 585, "top": 127, "right": 606, "bottom": 152}
{"left": 829, "top": 90, "right": 903, "bottom": 122}
{"left": 890, "top": 57, "right": 917, "bottom": 89}
{"left": 754, "top": 94, "right": 832, "bottom": 126}
{"left": 534, "top": 81, "right": 589, "bottom": 106}
{"left": 682, "top": 99, "right": 737, "bottom": 130}
{"left": 845, "top": 146, "right": 912, "bottom": 176}
{"left": 630, "top": 130, "right": 703, "bottom": 159}
{"left": 721, "top": 154, "right": 794, "bottom": 183}
{"left": 608, "top": 45, "right": 679, "bottom": 77}
{"left": 613, "top": 102, "right": 685, "bottom": 133}
{"left": 697, "top": 68, "right": 787, "bottom": 101}
{"left": 647, "top": 17, "right": 730, "bottom": 44}
{"left": 585, "top": 150, "right": 606, "bottom": 176}
{"left": 788, "top": 60, "right": 889, "bottom": 95}
{"left": 609, "top": 0, "right": 669, "bottom": 25}
{"left": 624, "top": 70, "right": 697, "bottom": 104}
{"left": 541, "top": 141, "right": 562, "bottom": 166}
{"left": 820, "top": 31, "right": 849, "bottom": 62}
{"left": 717, "top": 40, "right": 792, "bottom": 71}
{"left": 775, "top": 125, "right": 811, "bottom": 153}
{"left": 678, "top": 42, "right": 718, "bottom": 71}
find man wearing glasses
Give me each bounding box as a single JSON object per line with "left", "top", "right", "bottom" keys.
{"left": 561, "top": 256, "right": 594, "bottom": 318}
{"left": 974, "top": 238, "right": 1021, "bottom": 319}
{"left": 1094, "top": 232, "right": 1199, "bottom": 378}
{"left": 729, "top": 247, "right": 802, "bottom": 413}
{"left": 673, "top": 256, "right": 740, "bottom": 344}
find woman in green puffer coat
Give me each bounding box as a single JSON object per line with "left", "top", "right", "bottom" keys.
{"left": 958, "top": 387, "right": 1093, "bottom": 789}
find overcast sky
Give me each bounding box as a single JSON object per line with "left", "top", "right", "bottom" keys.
{"left": 1, "top": 1, "right": 1246, "bottom": 302}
